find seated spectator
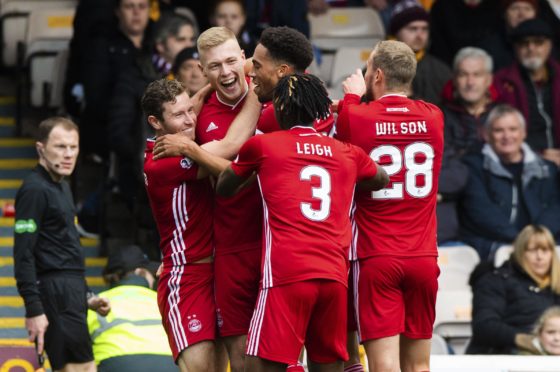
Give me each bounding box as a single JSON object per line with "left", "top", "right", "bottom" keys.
{"left": 211, "top": 0, "right": 256, "bottom": 56}
{"left": 429, "top": 0, "right": 501, "bottom": 67}
{"left": 530, "top": 306, "right": 560, "bottom": 355}
{"left": 388, "top": 0, "right": 451, "bottom": 105}
{"left": 494, "top": 18, "right": 560, "bottom": 166}
{"left": 539, "top": 0, "right": 560, "bottom": 59}
{"left": 87, "top": 245, "right": 176, "bottom": 372}
{"left": 153, "top": 12, "right": 198, "bottom": 75}
{"left": 172, "top": 47, "right": 208, "bottom": 95}
{"left": 459, "top": 104, "right": 560, "bottom": 260}
{"left": 467, "top": 224, "right": 560, "bottom": 354}
{"left": 479, "top": 0, "right": 537, "bottom": 72}
{"left": 442, "top": 47, "right": 498, "bottom": 157}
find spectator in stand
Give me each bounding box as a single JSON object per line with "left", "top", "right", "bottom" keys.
{"left": 153, "top": 12, "right": 198, "bottom": 76}
{"left": 529, "top": 306, "right": 560, "bottom": 355}
{"left": 479, "top": 0, "right": 538, "bottom": 72}
{"left": 467, "top": 225, "right": 560, "bottom": 354}
{"left": 494, "top": 18, "right": 560, "bottom": 167}
{"left": 388, "top": 0, "right": 451, "bottom": 105}
{"left": 79, "top": 0, "right": 153, "bottom": 162}
{"left": 429, "top": 0, "right": 501, "bottom": 67}
{"left": 442, "top": 47, "right": 498, "bottom": 157}
{"left": 459, "top": 104, "right": 560, "bottom": 260}
{"left": 172, "top": 47, "right": 208, "bottom": 95}
{"left": 211, "top": 0, "right": 256, "bottom": 57}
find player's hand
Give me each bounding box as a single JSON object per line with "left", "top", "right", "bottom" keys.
{"left": 191, "top": 83, "right": 213, "bottom": 115}
{"left": 154, "top": 134, "right": 196, "bottom": 160}
{"left": 88, "top": 296, "right": 111, "bottom": 316}
{"left": 543, "top": 148, "right": 560, "bottom": 167}
{"left": 26, "top": 314, "right": 48, "bottom": 354}
{"left": 342, "top": 69, "right": 366, "bottom": 97}
{"left": 330, "top": 99, "right": 340, "bottom": 112}
{"left": 156, "top": 263, "right": 163, "bottom": 277}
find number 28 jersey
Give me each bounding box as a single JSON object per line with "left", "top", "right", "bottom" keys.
{"left": 337, "top": 94, "right": 444, "bottom": 259}
{"left": 231, "top": 127, "right": 378, "bottom": 289}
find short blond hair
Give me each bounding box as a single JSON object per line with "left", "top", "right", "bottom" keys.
{"left": 197, "top": 26, "right": 237, "bottom": 62}
{"left": 513, "top": 225, "right": 560, "bottom": 294}
{"left": 534, "top": 306, "right": 560, "bottom": 335}
{"left": 370, "top": 40, "right": 416, "bottom": 91}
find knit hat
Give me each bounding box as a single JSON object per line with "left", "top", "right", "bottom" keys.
{"left": 389, "top": 0, "right": 429, "bottom": 36}
{"left": 104, "top": 245, "right": 160, "bottom": 278}
{"left": 501, "top": 0, "right": 538, "bottom": 11}
{"left": 172, "top": 47, "right": 200, "bottom": 75}
{"left": 510, "top": 18, "right": 553, "bottom": 43}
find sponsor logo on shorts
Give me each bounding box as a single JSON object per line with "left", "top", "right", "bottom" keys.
{"left": 187, "top": 314, "right": 202, "bottom": 333}
{"left": 14, "top": 219, "right": 37, "bottom": 234}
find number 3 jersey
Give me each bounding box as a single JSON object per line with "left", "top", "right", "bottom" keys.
{"left": 230, "top": 126, "right": 378, "bottom": 289}
{"left": 337, "top": 93, "right": 444, "bottom": 259}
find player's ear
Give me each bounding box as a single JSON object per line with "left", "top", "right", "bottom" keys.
{"left": 277, "top": 64, "right": 290, "bottom": 78}
{"left": 36, "top": 141, "right": 45, "bottom": 158}
{"left": 147, "top": 115, "right": 163, "bottom": 131}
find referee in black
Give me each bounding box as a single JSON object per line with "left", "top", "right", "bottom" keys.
{"left": 13, "top": 117, "right": 110, "bottom": 372}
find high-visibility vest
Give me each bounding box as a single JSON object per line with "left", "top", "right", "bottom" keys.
{"left": 87, "top": 285, "right": 171, "bottom": 364}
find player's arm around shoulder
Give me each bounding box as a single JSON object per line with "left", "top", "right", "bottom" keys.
{"left": 216, "top": 135, "right": 262, "bottom": 197}
{"left": 350, "top": 143, "right": 389, "bottom": 191}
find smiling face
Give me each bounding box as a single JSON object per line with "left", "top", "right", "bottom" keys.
{"left": 540, "top": 316, "right": 560, "bottom": 355}
{"left": 250, "top": 43, "right": 288, "bottom": 103}
{"left": 149, "top": 92, "right": 197, "bottom": 139}
{"left": 37, "top": 126, "right": 79, "bottom": 181}
{"left": 486, "top": 112, "right": 526, "bottom": 162}
{"left": 200, "top": 38, "right": 246, "bottom": 105}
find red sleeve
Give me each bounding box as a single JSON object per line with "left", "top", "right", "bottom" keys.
{"left": 256, "top": 104, "right": 280, "bottom": 133}
{"left": 351, "top": 144, "right": 377, "bottom": 181}
{"left": 313, "top": 113, "right": 335, "bottom": 135}
{"left": 335, "top": 94, "right": 358, "bottom": 143}
{"left": 230, "top": 136, "right": 263, "bottom": 178}
{"left": 147, "top": 155, "right": 199, "bottom": 185}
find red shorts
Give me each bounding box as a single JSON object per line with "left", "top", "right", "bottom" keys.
{"left": 157, "top": 262, "right": 217, "bottom": 360}
{"left": 347, "top": 260, "right": 358, "bottom": 332}
{"left": 357, "top": 256, "right": 439, "bottom": 341}
{"left": 246, "top": 280, "right": 348, "bottom": 365}
{"left": 214, "top": 248, "right": 261, "bottom": 337}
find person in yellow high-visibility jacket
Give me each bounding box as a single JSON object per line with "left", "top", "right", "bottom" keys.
{"left": 87, "top": 245, "right": 177, "bottom": 372}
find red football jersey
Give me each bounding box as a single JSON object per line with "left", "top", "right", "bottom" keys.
{"left": 230, "top": 126, "right": 378, "bottom": 288}
{"left": 143, "top": 139, "right": 214, "bottom": 265}
{"left": 196, "top": 90, "right": 262, "bottom": 256}
{"left": 337, "top": 93, "right": 444, "bottom": 259}
{"left": 256, "top": 101, "right": 335, "bottom": 135}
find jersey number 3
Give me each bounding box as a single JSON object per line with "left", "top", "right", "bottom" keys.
{"left": 300, "top": 165, "right": 331, "bottom": 221}
{"left": 370, "top": 142, "right": 434, "bottom": 199}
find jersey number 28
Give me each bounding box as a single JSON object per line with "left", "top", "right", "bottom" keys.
{"left": 370, "top": 142, "right": 434, "bottom": 199}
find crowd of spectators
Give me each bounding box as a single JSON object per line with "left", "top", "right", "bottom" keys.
{"left": 53, "top": 0, "right": 560, "bottom": 358}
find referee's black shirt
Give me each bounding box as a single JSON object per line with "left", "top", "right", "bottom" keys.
{"left": 13, "top": 165, "right": 85, "bottom": 317}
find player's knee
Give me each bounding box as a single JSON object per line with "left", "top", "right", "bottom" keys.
{"left": 368, "top": 356, "right": 399, "bottom": 372}
{"left": 229, "top": 354, "right": 245, "bottom": 372}
{"left": 179, "top": 342, "right": 216, "bottom": 372}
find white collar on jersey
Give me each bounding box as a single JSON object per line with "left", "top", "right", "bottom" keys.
{"left": 378, "top": 93, "right": 408, "bottom": 99}
{"left": 216, "top": 80, "right": 249, "bottom": 110}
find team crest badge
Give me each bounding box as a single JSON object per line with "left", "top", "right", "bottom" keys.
{"left": 180, "top": 157, "right": 193, "bottom": 169}
{"left": 188, "top": 314, "right": 202, "bottom": 332}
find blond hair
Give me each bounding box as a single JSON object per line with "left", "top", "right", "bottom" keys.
{"left": 370, "top": 40, "right": 416, "bottom": 91}
{"left": 513, "top": 225, "right": 560, "bottom": 294}
{"left": 197, "top": 26, "right": 237, "bottom": 62}
{"left": 534, "top": 306, "right": 560, "bottom": 335}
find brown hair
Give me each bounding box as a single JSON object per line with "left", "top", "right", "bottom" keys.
{"left": 513, "top": 225, "right": 560, "bottom": 294}
{"left": 370, "top": 40, "right": 416, "bottom": 91}
{"left": 141, "top": 78, "right": 186, "bottom": 121}
{"left": 37, "top": 117, "right": 79, "bottom": 143}
{"left": 197, "top": 26, "right": 237, "bottom": 62}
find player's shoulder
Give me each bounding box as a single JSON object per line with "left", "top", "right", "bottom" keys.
{"left": 411, "top": 99, "right": 444, "bottom": 118}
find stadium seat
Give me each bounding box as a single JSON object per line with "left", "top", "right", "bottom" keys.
{"left": 328, "top": 47, "right": 370, "bottom": 87}
{"left": 309, "top": 7, "right": 385, "bottom": 51}
{"left": 437, "top": 245, "right": 479, "bottom": 290}
{"left": 24, "top": 7, "right": 74, "bottom": 108}
{"left": 434, "top": 290, "right": 472, "bottom": 354}
{"left": 0, "top": 0, "right": 77, "bottom": 67}
{"left": 431, "top": 333, "right": 450, "bottom": 355}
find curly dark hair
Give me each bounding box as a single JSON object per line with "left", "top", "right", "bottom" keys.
{"left": 258, "top": 26, "right": 314, "bottom": 72}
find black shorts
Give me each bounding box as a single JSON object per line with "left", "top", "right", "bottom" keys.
{"left": 38, "top": 274, "right": 93, "bottom": 370}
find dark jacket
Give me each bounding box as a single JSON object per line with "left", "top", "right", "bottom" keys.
{"left": 467, "top": 258, "right": 560, "bottom": 354}
{"left": 441, "top": 79, "right": 499, "bottom": 157}
{"left": 429, "top": 0, "right": 501, "bottom": 66}
{"left": 459, "top": 143, "right": 560, "bottom": 260}
{"left": 478, "top": 27, "right": 515, "bottom": 72}
{"left": 412, "top": 53, "right": 452, "bottom": 106}
{"left": 13, "top": 166, "right": 85, "bottom": 317}
{"left": 437, "top": 147, "right": 468, "bottom": 244}
{"left": 494, "top": 59, "right": 560, "bottom": 151}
